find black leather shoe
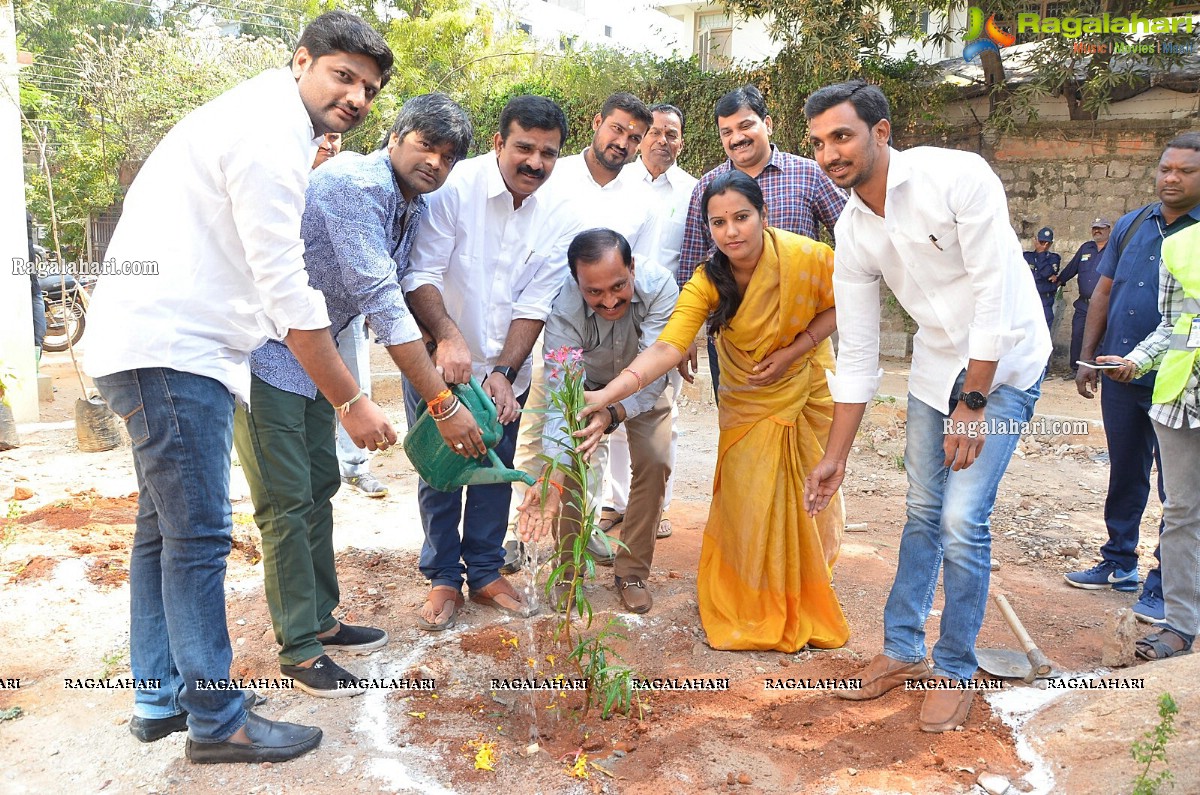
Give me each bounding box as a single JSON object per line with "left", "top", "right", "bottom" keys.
{"left": 184, "top": 712, "right": 322, "bottom": 764}
{"left": 130, "top": 690, "right": 264, "bottom": 743}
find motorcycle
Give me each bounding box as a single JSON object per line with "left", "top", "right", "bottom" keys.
{"left": 37, "top": 248, "right": 96, "bottom": 353}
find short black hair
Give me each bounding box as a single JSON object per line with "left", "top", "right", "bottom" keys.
{"left": 567, "top": 228, "right": 632, "bottom": 281}
{"left": 649, "top": 103, "right": 685, "bottom": 135}
{"left": 1165, "top": 131, "right": 1200, "bottom": 152}
{"left": 599, "top": 92, "right": 653, "bottom": 130}
{"left": 714, "top": 85, "right": 768, "bottom": 126}
{"left": 387, "top": 93, "right": 473, "bottom": 162}
{"left": 499, "top": 95, "right": 569, "bottom": 148}
{"left": 803, "top": 79, "right": 891, "bottom": 129}
{"left": 296, "top": 11, "right": 394, "bottom": 88}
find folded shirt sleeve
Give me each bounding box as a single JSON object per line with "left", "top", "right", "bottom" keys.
{"left": 224, "top": 134, "right": 329, "bottom": 337}
{"left": 307, "top": 174, "right": 421, "bottom": 347}
{"left": 954, "top": 160, "right": 1028, "bottom": 362}
{"left": 826, "top": 245, "right": 883, "bottom": 404}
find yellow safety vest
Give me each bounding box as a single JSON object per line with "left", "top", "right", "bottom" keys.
{"left": 1154, "top": 223, "right": 1200, "bottom": 405}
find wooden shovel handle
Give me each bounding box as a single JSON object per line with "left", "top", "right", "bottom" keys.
{"left": 993, "top": 593, "right": 1053, "bottom": 676}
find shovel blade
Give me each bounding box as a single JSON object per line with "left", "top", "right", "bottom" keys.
{"left": 976, "top": 648, "right": 1036, "bottom": 680}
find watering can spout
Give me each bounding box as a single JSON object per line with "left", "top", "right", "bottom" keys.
{"left": 402, "top": 377, "right": 536, "bottom": 492}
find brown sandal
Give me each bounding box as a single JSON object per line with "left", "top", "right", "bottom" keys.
{"left": 417, "top": 585, "right": 464, "bottom": 631}
{"left": 598, "top": 507, "right": 624, "bottom": 533}
{"left": 470, "top": 577, "right": 535, "bottom": 618}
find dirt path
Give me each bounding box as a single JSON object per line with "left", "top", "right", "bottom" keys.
{"left": 0, "top": 351, "right": 1176, "bottom": 794}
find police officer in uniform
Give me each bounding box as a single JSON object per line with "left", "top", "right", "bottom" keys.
{"left": 1055, "top": 218, "right": 1111, "bottom": 378}
{"left": 1024, "top": 226, "right": 1061, "bottom": 328}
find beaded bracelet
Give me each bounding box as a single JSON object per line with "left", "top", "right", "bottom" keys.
{"left": 804, "top": 329, "right": 819, "bottom": 350}
{"left": 335, "top": 390, "right": 366, "bottom": 418}
{"left": 621, "top": 367, "right": 644, "bottom": 390}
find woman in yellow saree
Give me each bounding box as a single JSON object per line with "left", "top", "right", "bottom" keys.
{"left": 581, "top": 171, "right": 849, "bottom": 652}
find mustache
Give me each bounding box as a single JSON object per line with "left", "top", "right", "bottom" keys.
{"left": 517, "top": 164, "right": 545, "bottom": 179}
{"left": 333, "top": 102, "right": 358, "bottom": 118}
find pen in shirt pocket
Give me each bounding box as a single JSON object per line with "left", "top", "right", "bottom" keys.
{"left": 928, "top": 234, "right": 943, "bottom": 251}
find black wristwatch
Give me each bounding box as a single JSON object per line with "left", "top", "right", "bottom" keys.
{"left": 491, "top": 365, "right": 518, "bottom": 384}
{"left": 959, "top": 390, "right": 988, "bottom": 411}
{"left": 603, "top": 405, "right": 621, "bottom": 435}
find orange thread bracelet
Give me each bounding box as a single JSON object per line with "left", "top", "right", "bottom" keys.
{"left": 537, "top": 477, "right": 565, "bottom": 497}
{"left": 428, "top": 388, "right": 453, "bottom": 412}
{"left": 804, "top": 329, "right": 819, "bottom": 349}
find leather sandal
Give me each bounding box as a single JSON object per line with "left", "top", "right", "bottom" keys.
{"left": 598, "top": 507, "right": 624, "bottom": 533}
{"left": 417, "top": 585, "right": 464, "bottom": 631}
{"left": 470, "top": 576, "right": 535, "bottom": 617}
{"left": 1135, "top": 628, "right": 1193, "bottom": 661}
{"left": 656, "top": 518, "right": 673, "bottom": 539}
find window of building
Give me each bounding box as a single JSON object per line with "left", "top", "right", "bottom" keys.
{"left": 697, "top": 12, "right": 733, "bottom": 71}
{"left": 604, "top": 25, "right": 612, "bottom": 37}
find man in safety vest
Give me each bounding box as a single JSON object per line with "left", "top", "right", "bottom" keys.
{"left": 1101, "top": 219, "right": 1200, "bottom": 662}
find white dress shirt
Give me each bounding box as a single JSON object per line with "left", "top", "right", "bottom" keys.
{"left": 85, "top": 68, "right": 329, "bottom": 405}
{"left": 620, "top": 159, "right": 698, "bottom": 278}
{"left": 403, "top": 152, "right": 583, "bottom": 395}
{"left": 541, "top": 151, "right": 659, "bottom": 267}
{"left": 829, "top": 146, "right": 1051, "bottom": 413}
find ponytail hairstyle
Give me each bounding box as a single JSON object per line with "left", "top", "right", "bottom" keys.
{"left": 701, "top": 170, "right": 766, "bottom": 335}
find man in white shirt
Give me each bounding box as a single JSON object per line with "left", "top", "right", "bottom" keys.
{"left": 85, "top": 11, "right": 395, "bottom": 765}
{"left": 403, "top": 95, "right": 583, "bottom": 629}
{"left": 802, "top": 81, "right": 1049, "bottom": 733}
{"left": 509, "top": 92, "right": 657, "bottom": 565}
{"left": 608, "top": 103, "right": 698, "bottom": 541}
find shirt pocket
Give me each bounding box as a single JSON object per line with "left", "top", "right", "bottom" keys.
{"left": 512, "top": 251, "right": 550, "bottom": 295}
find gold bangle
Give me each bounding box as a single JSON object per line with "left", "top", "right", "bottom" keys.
{"left": 335, "top": 390, "right": 366, "bottom": 418}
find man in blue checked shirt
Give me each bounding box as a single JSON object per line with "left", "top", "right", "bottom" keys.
{"left": 233, "top": 94, "right": 483, "bottom": 698}
{"left": 677, "top": 84, "right": 846, "bottom": 401}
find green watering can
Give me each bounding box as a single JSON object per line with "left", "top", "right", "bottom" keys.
{"left": 403, "top": 377, "right": 536, "bottom": 492}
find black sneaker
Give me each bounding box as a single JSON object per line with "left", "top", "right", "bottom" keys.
{"left": 320, "top": 622, "right": 388, "bottom": 654}
{"left": 129, "top": 690, "right": 265, "bottom": 743}
{"left": 280, "top": 654, "right": 365, "bottom": 698}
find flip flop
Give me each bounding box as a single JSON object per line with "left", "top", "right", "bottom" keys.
{"left": 470, "top": 577, "right": 535, "bottom": 618}
{"left": 417, "top": 585, "right": 464, "bottom": 631}
{"left": 656, "top": 518, "right": 673, "bottom": 539}
{"left": 598, "top": 507, "right": 624, "bottom": 533}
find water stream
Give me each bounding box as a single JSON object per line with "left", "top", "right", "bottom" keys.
{"left": 521, "top": 538, "right": 544, "bottom": 750}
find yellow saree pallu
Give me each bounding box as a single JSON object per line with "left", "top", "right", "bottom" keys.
{"left": 661, "top": 228, "right": 849, "bottom": 652}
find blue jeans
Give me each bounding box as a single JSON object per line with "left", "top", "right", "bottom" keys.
{"left": 1099, "top": 379, "right": 1164, "bottom": 597}
{"left": 96, "top": 369, "right": 246, "bottom": 743}
{"left": 402, "top": 378, "right": 526, "bottom": 591}
{"left": 883, "top": 374, "right": 1041, "bottom": 681}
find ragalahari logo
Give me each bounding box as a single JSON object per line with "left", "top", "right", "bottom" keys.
{"left": 963, "top": 7, "right": 1017, "bottom": 61}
